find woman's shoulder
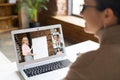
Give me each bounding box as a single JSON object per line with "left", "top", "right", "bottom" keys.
{"left": 71, "top": 50, "right": 99, "bottom": 68}
{"left": 79, "top": 50, "right": 99, "bottom": 59}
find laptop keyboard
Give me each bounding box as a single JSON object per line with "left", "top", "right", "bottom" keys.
{"left": 23, "top": 59, "right": 71, "bottom": 77}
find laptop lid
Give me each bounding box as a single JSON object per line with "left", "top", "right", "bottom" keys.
{"left": 11, "top": 24, "right": 66, "bottom": 69}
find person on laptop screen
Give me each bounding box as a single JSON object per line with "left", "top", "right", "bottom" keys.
{"left": 56, "top": 47, "right": 63, "bottom": 55}
{"left": 22, "top": 37, "right": 34, "bottom": 62}
{"left": 52, "top": 34, "right": 63, "bottom": 54}
{"left": 64, "top": 0, "right": 120, "bottom": 80}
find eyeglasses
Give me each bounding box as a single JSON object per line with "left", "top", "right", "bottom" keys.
{"left": 80, "top": 4, "right": 97, "bottom": 14}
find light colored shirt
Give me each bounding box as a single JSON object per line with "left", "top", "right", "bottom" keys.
{"left": 22, "top": 44, "right": 31, "bottom": 56}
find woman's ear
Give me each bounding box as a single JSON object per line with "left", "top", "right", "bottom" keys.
{"left": 103, "top": 8, "right": 117, "bottom": 27}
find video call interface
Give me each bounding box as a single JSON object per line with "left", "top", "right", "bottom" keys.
{"left": 14, "top": 28, "right": 64, "bottom": 63}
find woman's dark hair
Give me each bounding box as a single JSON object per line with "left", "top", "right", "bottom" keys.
{"left": 96, "top": 0, "right": 120, "bottom": 24}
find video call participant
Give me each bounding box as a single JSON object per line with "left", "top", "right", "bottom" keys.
{"left": 21, "top": 37, "right": 34, "bottom": 62}
{"left": 52, "top": 34, "right": 63, "bottom": 54}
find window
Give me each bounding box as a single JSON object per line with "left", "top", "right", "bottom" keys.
{"left": 72, "top": 0, "right": 84, "bottom": 16}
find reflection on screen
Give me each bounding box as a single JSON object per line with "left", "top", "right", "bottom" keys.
{"left": 14, "top": 28, "right": 64, "bottom": 63}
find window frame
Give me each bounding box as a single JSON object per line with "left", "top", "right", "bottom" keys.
{"left": 68, "top": 0, "right": 84, "bottom": 18}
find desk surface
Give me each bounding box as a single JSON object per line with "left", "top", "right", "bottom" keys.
{"left": 0, "top": 51, "right": 11, "bottom": 64}
{"left": 66, "top": 40, "right": 99, "bottom": 62}
{"left": 0, "top": 40, "right": 99, "bottom": 80}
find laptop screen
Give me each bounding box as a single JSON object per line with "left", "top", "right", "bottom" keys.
{"left": 12, "top": 25, "right": 65, "bottom": 63}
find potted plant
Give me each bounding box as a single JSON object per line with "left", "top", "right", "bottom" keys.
{"left": 18, "top": 0, "right": 49, "bottom": 28}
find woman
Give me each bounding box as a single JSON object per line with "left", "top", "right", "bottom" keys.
{"left": 56, "top": 47, "right": 63, "bottom": 55}
{"left": 22, "top": 37, "right": 33, "bottom": 62}
{"left": 64, "top": 0, "right": 120, "bottom": 80}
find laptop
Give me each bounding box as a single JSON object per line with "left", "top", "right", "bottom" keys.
{"left": 11, "top": 24, "right": 71, "bottom": 80}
